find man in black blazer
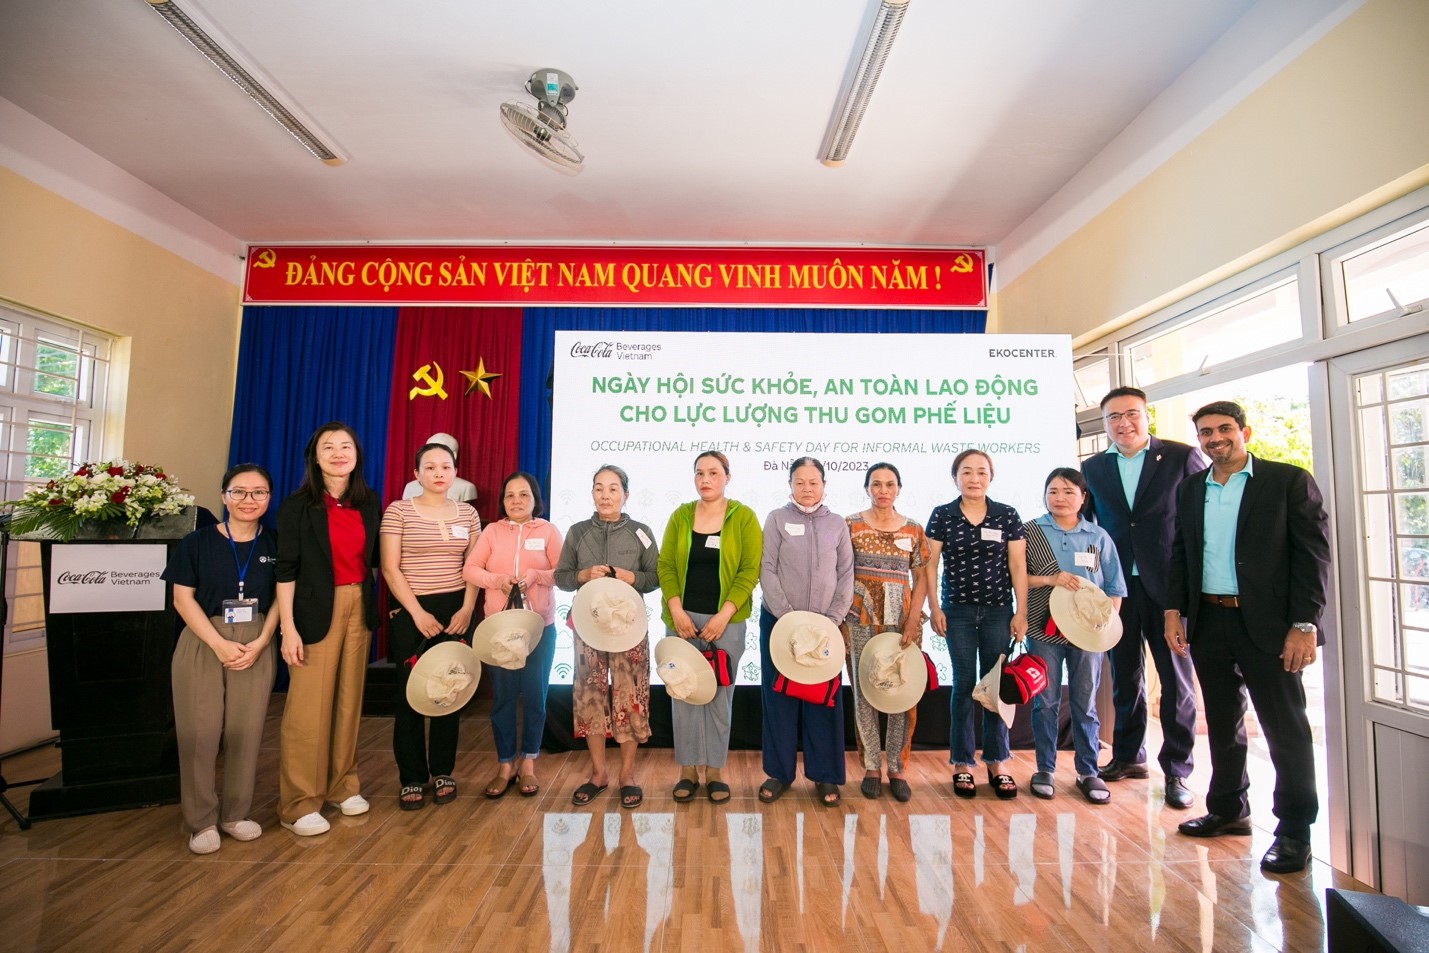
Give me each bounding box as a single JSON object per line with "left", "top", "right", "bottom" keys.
{"left": 1082, "top": 386, "right": 1206, "bottom": 808}
{"left": 1165, "top": 400, "right": 1331, "bottom": 874}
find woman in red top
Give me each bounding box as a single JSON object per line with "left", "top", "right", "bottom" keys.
{"left": 275, "top": 422, "right": 381, "bottom": 837}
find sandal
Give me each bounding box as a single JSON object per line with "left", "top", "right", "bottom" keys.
{"left": 988, "top": 771, "right": 1018, "bottom": 800}
{"left": 706, "top": 780, "right": 731, "bottom": 803}
{"left": 1030, "top": 771, "right": 1056, "bottom": 800}
{"left": 889, "top": 778, "right": 912, "bottom": 802}
{"left": 952, "top": 772, "right": 977, "bottom": 799}
{"left": 758, "top": 778, "right": 788, "bottom": 803}
{"left": 484, "top": 773, "right": 515, "bottom": 799}
{"left": 518, "top": 774, "right": 540, "bottom": 798}
{"left": 1077, "top": 775, "right": 1111, "bottom": 805}
{"left": 860, "top": 776, "right": 881, "bottom": 799}
{"left": 620, "top": 785, "right": 644, "bottom": 809}
{"left": 433, "top": 776, "right": 458, "bottom": 804}
{"left": 571, "top": 781, "right": 608, "bottom": 806}
{"left": 399, "top": 784, "right": 425, "bottom": 811}
{"left": 672, "top": 778, "right": 700, "bottom": 802}
{"left": 815, "top": 782, "right": 841, "bottom": 806}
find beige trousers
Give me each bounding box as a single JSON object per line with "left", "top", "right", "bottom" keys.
{"left": 278, "top": 585, "right": 370, "bottom": 823}
{"left": 171, "top": 613, "right": 275, "bottom": 833}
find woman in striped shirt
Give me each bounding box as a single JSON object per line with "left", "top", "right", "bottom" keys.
{"left": 380, "top": 441, "right": 482, "bottom": 810}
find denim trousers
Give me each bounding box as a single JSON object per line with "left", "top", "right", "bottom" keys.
{"left": 1029, "top": 638, "right": 1101, "bottom": 778}
{"left": 489, "top": 623, "right": 558, "bottom": 762}
{"left": 945, "top": 602, "right": 1013, "bottom": 766}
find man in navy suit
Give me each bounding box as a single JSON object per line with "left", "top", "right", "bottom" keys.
{"left": 1165, "top": 400, "right": 1330, "bottom": 874}
{"left": 1082, "top": 387, "right": 1206, "bottom": 808}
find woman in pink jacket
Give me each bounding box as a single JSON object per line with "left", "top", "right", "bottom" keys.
{"left": 463, "top": 472, "right": 564, "bottom": 797}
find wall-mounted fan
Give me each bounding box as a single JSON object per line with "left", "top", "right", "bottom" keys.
{"left": 499, "top": 68, "right": 583, "bottom": 175}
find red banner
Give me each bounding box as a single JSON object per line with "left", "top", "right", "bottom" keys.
{"left": 243, "top": 244, "right": 986, "bottom": 309}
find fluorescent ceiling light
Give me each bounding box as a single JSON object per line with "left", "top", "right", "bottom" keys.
{"left": 143, "top": 0, "right": 346, "bottom": 165}
{"left": 818, "top": 0, "right": 909, "bottom": 167}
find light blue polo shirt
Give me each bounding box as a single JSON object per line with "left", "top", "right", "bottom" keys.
{"left": 1106, "top": 442, "right": 1148, "bottom": 575}
{"left": 1201, "top": 455, "right": 1254, "bottom": 595}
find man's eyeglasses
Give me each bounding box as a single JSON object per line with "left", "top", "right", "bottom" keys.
{"left": 223, "top": 489, "right": 271, "bottom": 501}
{"left": 1103, "top": 410, "right": 1143, "bottom": 425}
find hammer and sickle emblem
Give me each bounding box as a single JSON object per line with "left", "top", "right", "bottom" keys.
{"left": 253, "top": 249, "right": 277, "bottom": 269}
{"left": 408, "top": 362, "right": 448, "bottom": 400}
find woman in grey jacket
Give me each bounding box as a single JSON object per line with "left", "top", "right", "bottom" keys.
{"left": 758, "top": 457, "right": 855, "bottom": 806}
{"left": 555, "top": 464, "right": 661, "bottom": 808}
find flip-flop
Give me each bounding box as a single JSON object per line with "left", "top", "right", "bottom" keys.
{"left": 518, "top": 774, "right": 540, "bottom": 798}
{"left": 758, "top": 778, "right": 788, "bottom": 803}
{"left": 706, "top": 781, "right": 731, "bottom": 803}
{"left": 571, "top": 781, "right": 608, "bottom": 806}
{"left": 672, "top": 778, "right": 700, "bottom": 802}
{"left": 620, "top": 785, "right": 644, "bottom": 809}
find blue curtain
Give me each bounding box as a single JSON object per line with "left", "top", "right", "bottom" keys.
{"left": 517, "top": 307, "right": 986, "bottom": 499}
{"left": 228, "top": 306, "right": 399, "bottom": 501}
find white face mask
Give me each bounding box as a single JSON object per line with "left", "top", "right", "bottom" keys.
{"left": 789, "top": 496, "right": 823, "bottom": 515}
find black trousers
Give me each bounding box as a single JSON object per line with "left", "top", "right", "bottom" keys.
{"left": 1107, "top": 576, "right": 1197, "bottom": 777}
{"left": 391, "top": 589, "right": 467, "bottom": 787}
{"left": 1190, "top": 601, "right": 1317, "bottom": 842}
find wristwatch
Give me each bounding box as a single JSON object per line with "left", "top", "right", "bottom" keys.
{"left": 1291, "top": 622, "right": 1316, "bottom": 634}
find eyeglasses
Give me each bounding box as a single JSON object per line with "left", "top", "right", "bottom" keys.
{"left": 1103, "top": 410, "right": 1143, "bottom": 424}
{"left": 223, "top": 489, "right": 271, "bottom": 501}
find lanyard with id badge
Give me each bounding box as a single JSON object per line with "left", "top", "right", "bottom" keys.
{"left": 223, "top": 520, "right": 262, "bottom": 624}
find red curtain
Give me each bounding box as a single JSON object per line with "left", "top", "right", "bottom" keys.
{"left": 377, "top": 306, "right": 523, "bottom": 655}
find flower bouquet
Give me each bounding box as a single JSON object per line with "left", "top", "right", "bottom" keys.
{"left": 4, "top": 461, "right": 196, "bottom": 541}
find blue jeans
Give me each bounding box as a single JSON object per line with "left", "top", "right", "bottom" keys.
{"left": 489, "top": 623, "right": 558, "bottom": 762}
{"left": 1029, "top": 639, "right": 1101, "bottom": 778}
{"left": 946, "top": 603, "right": 1013, "bottom": 766}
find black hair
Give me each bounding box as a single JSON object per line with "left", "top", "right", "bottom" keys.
{"left": 950, "top": 449, "right": 994, "bottom": 480}
{"left": 1192, "top": 400, "right": 1247, "bottom": 429}
{"left": 1099, "top": 386, "right": 1148, "bottom": 410}
{"left": 1043, "top": 467, "right": 1088, "bottom": 493}
{"left": 222, "top": 463, "right": 271, "bottom": 491}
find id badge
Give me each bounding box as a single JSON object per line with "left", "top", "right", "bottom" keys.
{"left": 223, "top": 598, "right": 258, "bottom": 624}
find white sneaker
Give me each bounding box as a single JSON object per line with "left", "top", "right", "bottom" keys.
{"left": 219, "top": 819, "right": 263, "bottom": 841}
{"left": 333, "top": 794, "right": 369, "bottom": 816}
{"left": 188, "top": 827, "right": 221, "bottom": 854}
{"left": 280, "top": 812, "right": 330, "bottom": 836}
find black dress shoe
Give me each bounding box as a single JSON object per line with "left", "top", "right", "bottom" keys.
{"left": 1261, "top": 836, "right": 1312, "bottom": 873}
{"left": 1164, "top": 777, "right": 1194, "bottom": 809}
{"left": 1177, "top": 812, "right": 1253, "bottom": 838}
{"left": 1098, "top": 759, "right": 1150, "bottom": 781}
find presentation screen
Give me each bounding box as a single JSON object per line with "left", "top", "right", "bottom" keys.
{"left": 547, "top": 331, "right": 1074, "bottom": 686}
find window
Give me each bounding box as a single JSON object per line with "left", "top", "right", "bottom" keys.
{"left": 0, "top": 304, "right": 117, "bottom": 655}
{"left": 1126, "top": 276, "right": 1302, "bottom": 388}
{"left": 1340, "top": 220, "right": 1429, "bottom": 324}
{"left": 1356, "top": 358, "right": 1429, "bottom": 713}
{"left": 1073, "top": 352, "right": 1111, "bottom": 414}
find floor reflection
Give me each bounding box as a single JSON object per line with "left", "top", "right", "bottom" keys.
{"left": 534, "top": 805, "right": 1326, "bottom": 953}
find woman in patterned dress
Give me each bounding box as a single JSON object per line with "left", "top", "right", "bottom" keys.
{"left": 845, "top": 462, "right": 930, "bottom": 802}
{"left": 554, "top": 464, "right": 661, "bottom": 809}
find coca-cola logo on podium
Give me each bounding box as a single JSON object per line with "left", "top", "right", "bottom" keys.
{"left": 49, "top": 544, "right": 167, "bottom": 614}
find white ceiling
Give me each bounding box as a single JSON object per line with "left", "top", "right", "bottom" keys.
{"left": 0, "top": 0, "right": 1338, "bottom": 260}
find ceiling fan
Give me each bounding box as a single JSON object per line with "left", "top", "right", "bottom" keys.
{"left": 499, "top": 69, "right": 583, "bottom": 175}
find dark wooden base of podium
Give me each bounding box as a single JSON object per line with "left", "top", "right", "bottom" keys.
{"left": 27, "top": 770, "right": 178, "bottom": 820}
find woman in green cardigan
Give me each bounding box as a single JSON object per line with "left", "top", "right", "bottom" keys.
{"left": 657, "top": 450, "right": 763, "bottom": 803}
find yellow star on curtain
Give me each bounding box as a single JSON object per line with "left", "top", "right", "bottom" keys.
{"left": 460, "top": 359, "right": 502, "bottom": 398}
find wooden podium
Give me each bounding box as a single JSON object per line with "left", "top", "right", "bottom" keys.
{"left": 25, "top": 515, "right": 193, "bottom": 820}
